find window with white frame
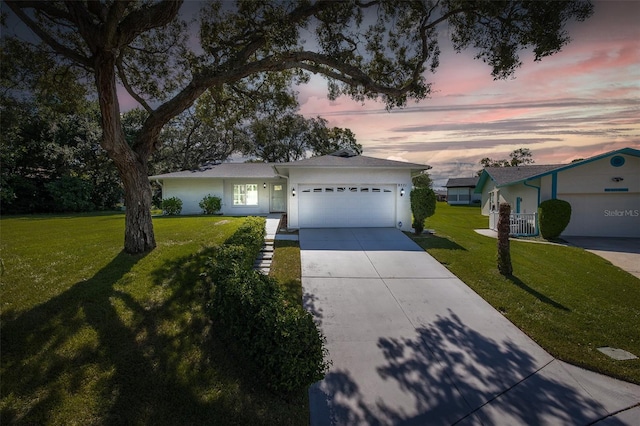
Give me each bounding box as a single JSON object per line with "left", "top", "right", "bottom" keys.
{"left": 233, "top": 184, "right": 259, "bottom": 205}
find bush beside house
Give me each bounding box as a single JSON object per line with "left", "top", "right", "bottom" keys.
{"left": 538, "top": 199, "right": 572, "bottom": 239}
{"left": 199, "top": 195, "right": 222, "bottom": 214}
{"left": 162, "top": 196, "right": 183, "bottom": 215}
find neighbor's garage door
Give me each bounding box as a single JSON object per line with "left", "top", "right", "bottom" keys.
{"left": 561, "top": 193, "right": 640, "bottom": 237}
{"left": 298, "top": 185, "right": 395, "bottom": 227}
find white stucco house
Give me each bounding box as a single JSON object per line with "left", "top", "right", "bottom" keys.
{"left": 149, "top": 151, "right": 429, "bottom": 232}
{"left": 475, "top": 147, "right": 640, "bottom": 237}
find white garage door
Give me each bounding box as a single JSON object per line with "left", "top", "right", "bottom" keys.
{"left": 561, "top": 193, "right": 640, "bottom": 237}
{"left": 299, "top": 185, "right": 396, "bottom": 227}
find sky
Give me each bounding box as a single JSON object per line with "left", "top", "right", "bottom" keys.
{"left": 4, "top": 1, "right": 638, "bottom": 188}
{"left": 292, "top": 0, "right": 640, "bottom": 187}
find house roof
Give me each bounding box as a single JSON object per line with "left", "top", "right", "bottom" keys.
{"left": 273, "top": 154, "right": 428, "bottom": 175}
{"left": 479, "top": 164, "right": 562, "bottom": 187}
{"left": 474, "top": 147, "right": 640, "bottom": 193}
{"left": 445, "top": 177, "right": 479, "bottom": 188}
{"left": 149, "top": 162, "right": 278, "bottom": 180}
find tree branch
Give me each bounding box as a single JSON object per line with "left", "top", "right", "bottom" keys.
{"left": 116, "top": 54, "right": 153, "bottom": 113}
{"left": 117, "top": 0, "right": 183, "bottom": 47}
{"left": 5, "top": 1, "right": 93, "bottom": 68}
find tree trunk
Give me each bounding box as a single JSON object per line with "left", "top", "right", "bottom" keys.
{"left": 497, "top": 202, "right": 513, "bottom": 276}
{"left": 94, "top": 52, "right": 156, "bottom": 254}
{"left": 121, "top": 161, "right": 156, "bottom": 253}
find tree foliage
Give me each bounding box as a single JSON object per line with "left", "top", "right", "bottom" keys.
{"left": 0, "top": 100, "right": 122, "bottom": 213}
{"left": 4, "top": 0, "right": 593, "bottom": 253}
{"left": 412, "top": 169, "right": 434, "bottom": 189}
{"left": 246, "top": 114, "right": 362, "bottom": 162}
{"left": 478, "top": 148, "right": 535, "bottom": 174}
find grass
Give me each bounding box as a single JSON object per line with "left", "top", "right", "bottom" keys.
{"left": 1, "top": 213, "right": 308, "bottom": 425}
{"left": 411, "top": 203, "right": 640, "bottom": 384}
{"left": 270, "top": 240, "right": 302, "bottom": 307}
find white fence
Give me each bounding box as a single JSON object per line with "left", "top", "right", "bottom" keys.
{"left": 489, "top": 212, "right": 538, "bottom": 236}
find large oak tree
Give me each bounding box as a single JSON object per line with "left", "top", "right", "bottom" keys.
{"left": 4, "top": 0, "right": 593, "bottom": 253}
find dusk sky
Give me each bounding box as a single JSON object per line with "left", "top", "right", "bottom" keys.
{"left": 293, "top": 0, "right": 640, "bottom": 187}
{"left": 5, "top": 1, "right": 638, "bottom": 188}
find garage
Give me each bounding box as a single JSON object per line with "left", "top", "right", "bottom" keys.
{"left": 560, "top": 193, "right": 640, "bottom": 238}
{"left": 298, "top": 184, "right": 396, "bottom": 228}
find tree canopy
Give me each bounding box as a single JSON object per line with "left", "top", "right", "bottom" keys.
{"left": 3, "top": 0, "right": 594, "bottom": 253}
{"left": 478, "top": 147, "right": 535, "bottom": 174}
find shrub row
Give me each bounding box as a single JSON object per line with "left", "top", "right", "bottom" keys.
{"left": 160, "top": 194, "right": 222, "bottom": 215}
{"left": 207, "top": 217, "right": 330, "bottom": 393}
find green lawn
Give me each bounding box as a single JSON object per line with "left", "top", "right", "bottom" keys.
{"left": 1, "top": 213, "right": 308, "bottom": 425}
{"left": 412, "top": 203, "right": 640, "bottom": 384}
{"left": 270, "top": 240, "right": 302, "bottom": 307}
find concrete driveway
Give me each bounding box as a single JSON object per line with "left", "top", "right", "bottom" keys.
{"left": 301, "top": 228, "right": 640, "bottom": 425}
{"left": 563, "top": 237, "right": 640, "bottom": 279}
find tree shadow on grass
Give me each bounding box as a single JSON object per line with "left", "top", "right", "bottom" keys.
{"left": 311, "top": 311, "right": 621, "bottom": 425}
{"left": 507, "top": 275, "right": 570, "bottom": 312}
{"left": 410, "top": 235, "right": 467, "bottom": 251}
{"left": 1, "top": 251, "right": 148, "bottom": 424}
{"left": 2, "top": 248, "right": 306, "bottom": 425}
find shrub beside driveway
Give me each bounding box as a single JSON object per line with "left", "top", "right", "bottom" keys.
{"left": 412, "top": 204, "right": 640, "bottom": 385}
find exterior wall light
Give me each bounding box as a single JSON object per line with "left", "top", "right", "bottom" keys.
{"left": 263, "top": 182, "right": 267, "bottom": 188}
{"left": 612, "top": 177, "right": 624, "bottom": 182}
{"left": 400, "top": 188, "right": 405, "bottom": 197}
{"left": 292, "top": 188, "right": 296, "bottom": 197}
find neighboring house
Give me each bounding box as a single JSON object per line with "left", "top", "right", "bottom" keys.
{"left": 150, "top": 151, "right": 429, "bottom": 232}
{"left": 475, "top": 147, "right": 640, "bottom": 237}
{"left": 445, "top": 177, "right": 481, "bottom": 205}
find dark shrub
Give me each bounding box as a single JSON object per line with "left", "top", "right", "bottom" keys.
{"left": 199, "top": 194, "right": 222, "bottom": 214}
{"left": 46, "top": 176, "right": 95, "bottom": 212}
{"left": 410, "top": 187, "right": 436, "bottom": 235}
{"left": 208, "top": 216, "right": 329, "bottom": 393}
{"left": 538, "top": 199, "right": 572, "bottom": 239}
{"left": 212, "top": 268, "right": 329, "bottom": 393}
{"left": 162, "top": 196, "right": 183, "bottom": 215}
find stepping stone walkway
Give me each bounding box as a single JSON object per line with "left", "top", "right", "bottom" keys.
{"left": 253, "top": 241, "right": 274, "bottom": 274}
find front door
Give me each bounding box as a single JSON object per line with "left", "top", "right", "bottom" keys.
{"left": 270, "top": 183, "right": 286, "bottom": 212}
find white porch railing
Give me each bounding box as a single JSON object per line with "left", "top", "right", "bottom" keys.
{"left": 489, "top": 212, "right": 538, "bottom": 236}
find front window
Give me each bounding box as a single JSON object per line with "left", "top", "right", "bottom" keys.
{"left": 233, "top": 184, "right": 258, "bottom": 205}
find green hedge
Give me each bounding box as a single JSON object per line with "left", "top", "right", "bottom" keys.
{"left": 538, "top": 199, "right": 572, "bottom": 239}
{"left": 162, "top": 196, "right": 183, "bottom": 215}
{"left": 207, "top": 217, "right": 329, "bottom": 393}
{"left": 199, "top": 194, "right": 222, "bottom": 214}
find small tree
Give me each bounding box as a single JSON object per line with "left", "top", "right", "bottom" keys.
{"left": 199, "top": 195, "right": 222, "bottom": 215}
{"left": 497, "top": 203, "right": 513, "bottom": 276}
{"left": 410, "top": 187, "right": 436, "bottom": 235}
{"left": 412, "top": 170, "right": 433, "bottom": 189}
{"left": 539, "top": 199, "right": 572, "bottom": 239}
{"left": 162, "top": 197, "right": 183, "bottom": 216}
